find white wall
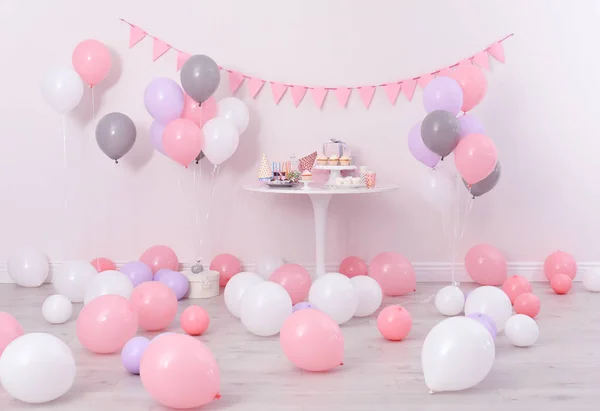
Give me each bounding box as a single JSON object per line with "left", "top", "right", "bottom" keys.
{"left": 0, "top": 0, "right": 598, "bottom": 273}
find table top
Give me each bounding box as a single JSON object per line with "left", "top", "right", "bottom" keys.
{"left": 244, "top": 183, "right": 399, "bottom": 195}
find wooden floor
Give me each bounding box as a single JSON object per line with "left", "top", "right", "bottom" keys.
{"left": 0, "top": 282, "right": 599, "bottom": 410}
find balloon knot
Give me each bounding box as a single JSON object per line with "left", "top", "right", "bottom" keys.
{"left": 185, "top": 165, "right": 189, "bottom": 169}
{"left": 429, "top": 390, "right": 435, "bottom": 395}
{"left": 215, "top": 393, "right": 221, "bottom": 400}
{"left": 340, "top": 362, "right": 344, "bottom": 366}
{"left": 89, "top": 85, "right": 93, "bottom": 89}
{"left": 196, "top": 160, "right": 199, "bottom": 164}
{"left": 441, "top": 157, "right": 445, "bottom": 161}
{"left": 114, "top": 160, "right": 118, "bottom": 164}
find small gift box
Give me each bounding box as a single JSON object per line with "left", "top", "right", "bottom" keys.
{"left": 323, "top": 139, "right": 351, "bottom": 158}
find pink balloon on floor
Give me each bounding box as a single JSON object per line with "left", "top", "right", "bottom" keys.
{"left": 339, "top": 256, "right": 368, "bottom": 278}
{"left": 0, "top": 312, "right": 24, "bottom": 355}
{"left": 369, "top": 252, "right": 416, "bottom": 296}
{"left": 464, "top": 244, "right": 507, "bottom": 286}
{"left": 280, "top": 309, "right": 344, "bottom": 372}
{"left": 90, "top": 257, "right": 116, "bottom": 272}
{"left": 269, "top": 264, "right": 312, "bottom": 304}
{"left": 140, "top": 333, "right": 220, "bottom": 409}
{"left": 544, "top": 250, "right": 577, "bottom": 280}
{"left": 377, "top": 305, "right": 412, "bottom": 341}
{"left": 210, "top": 254, "right": 241, "bottom": 287}
{"left": 130, "top": 282, "right": 178, "bottom": 331}
{"left": 551, "top": 273, "right": 572, "bottom": 295}
{"left": 140, "top": 245, "right": 179, "bottom": 274}
{"left": 180, "top": 305, "right": 210, "bottom": 336}
{"left": 76, "top": 295, "right": 138, "bottom": 354}
{"left": 449, "top": 64, "right": 487, "bottom": 112}
{"left": 513, "top": 293, "right": 541, "bottom": 318}
{"left": 502, "top": 275, "right": 532, "bottom": 304}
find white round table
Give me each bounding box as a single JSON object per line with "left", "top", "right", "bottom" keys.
{"left": 244, "top": 183, "right": 399, "bottom": 277}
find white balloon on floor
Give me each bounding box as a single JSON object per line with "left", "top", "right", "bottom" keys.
{"left": 256, "top": 257, "right": 285, "bottom": 279}
{"left": 435, "top": 285, "right": 465, "bottom": 316}
{"left": 53, "top": 261, "right": 97, "bottom": 303}
{"left": 351, "top": 275, "right": 382, "bottom": 317}
{"left": 240, "top": 281, "right": 292, "bottom": 336}
{"left": 0, "top": 333, "right": 76, "bottom": 404}
{"left": 7, "top": 249, "right": 49, "bottom": 288}
{"left": 464, "top": 286, "right": 512, "bottom": 331}
{"left": 224, "top": 271, "right": 264, "bottom": 318}
{"left": 422, "top": 316, "right": 495, "bottom": 393}
{"left": 583, "top": 268, "right": 600, "bottom": 292}
{"left": 42, "top": 294, "right": 73, "bottom": 324}
{"left": 83, "top": 270, "right": 134, "bottom": 305}
{"left": 505, "top": 314, "right": 539, "bottom": 347}
{"left": 309, "top": 273, "right": 358, "bottom": 325}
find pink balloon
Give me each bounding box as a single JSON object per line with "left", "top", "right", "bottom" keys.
{"left": 280, "top": 309, "right": 343, "bottom": 372}
{"left": 339, "top": 256, "right": 368, "bottom": 278}
{"left": 550, "top": 273, "right": 572, "bottom": 295}
{"left": 368, "top": 252, "right": 416, "bottom": 296}
{"left": 449, "top": 64, "right": 487, "bottom": 112}
{"left": 454, "top": 133, "right": 498, "bottom": 185}
{"left": 269, "top": 264, "right": 312, "bottom": 305}
{"left": 130, "top": 282, "right": 178, "bottom": 331}
{"left": 90, "top": 257, "right": 116, "bottom": 272}
{"left": 502, "top": 275, "right": 532, "bottom": 304}
{"left": 377, "top": 305, "right": 412, "bottom": 341}
{"left": 76, "top": 295, "right": 138, "bottom": 354}
{"left": 140, "top": 245, "right": 179, "bottom": 274}
{"left": 163, "top": 118, "right": 204, "bottom": 167}
{"left": 464, "top": 244, "right": 507, "bottom": 286}
{"left": 0, "top": 312, "right": 24, "bottom": 356}
{"left": 210, "top": 254, "right": 242, "bottom": 287}
{"left": 544, "top": 250, "right": 577, "bottom": 280}
{"left": 72, "top": 39, "right": 111, "bottom": 87}
{"left": 182, "top": 94, "right": 217, "bottom": 128}
{"left": 180, "top": 305, "right": 210, "bottom": 336}
{"left": 514, "top": 293, "right": 540, "bottom": 318}
{"left": 140, "top": 333, "right": 220, "bottom": 409}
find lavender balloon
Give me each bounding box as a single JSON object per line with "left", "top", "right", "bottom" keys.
{"left": 149, "top": 121, "right": 166, "bottom": 155}
{"left": 159, "top": 271, "right": 189, "bottom": 300}
{"left": 467, "top": 312, "right": 497, "bottom": 341}
{"left": 121, "top": 336, "right": 150, "bottom": 374}
{"left": 423, "top": 77, "right": 463, "bottom": 115}
{"left": 154, "top": 268, "right": 174, "bottom": 282}
{"left": 293, "top": 302, "right": 316, "bottom": 313}
{"left": 408, "top": 121, "right": 441, "bottom": 168}
{"left": 120, "top": 261, "right": 153, "bottom": 287}
{"left": 144, "top": 77, "right": 184, "bottom": 123}
{"left": 458, "top": 114, "right": 486, "bottom": 137}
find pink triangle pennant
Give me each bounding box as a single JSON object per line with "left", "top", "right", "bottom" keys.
{"left": 129, "top": 25, "right": 146, "bottom": 48}
{"left": 384, "top": 83, "right": 401, "bottom": 104}
{"left": 487, "top": 42, "right": 505, "bottom": 63}
{"left": 152, "top": 38, "right": 171, "bottom": 61}
{"left": 311, "top": 88, "right": 328, "bottom": 109}
{"left": 472, "top": 51, "right": 490, "bottom": 70}
{"left": 401, "top": 79, "right": 417, "bottom": 101}
{"left": 335, "top": 88, "right": 352, "bottom": 108}
{"left": 247, "top": 77, "right": 265, "bottom": 98}
{"left": 437, "top": 67, "right": 453, "bottom": 77}
{"left": 270, "top": 82, "right": 288, "bottom": 104}
{"left": 229, "top": 71, "right": 244, "bottom": 93}
{"left": 176, "top": 51, "right": 191, "bottom": 71}
{"left": 290, "top": 86, "right": 307, "bottom": 107}
{"left": 357, "top": 86, "right": 376, "bottom": 108}
{"left": 417, "top": 73, "right": 434, "bottom": 88}
{"left": 458, "top": 59, "right": 471, "bottom": 68}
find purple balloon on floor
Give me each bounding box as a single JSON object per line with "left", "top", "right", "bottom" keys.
{"left": 120, "top": 261, "right": 153, "bottom": 287}
{"left": 158, "top": 271, "right": 189, "bottom": 300}
{"left": 293, "top": 302, "right": 316, "bottom": 313}
{"left": 121, "top": 336, "right": 150, "bottom": 374}
{"left": 466, "top": 312, "right": 497, "bottom": 341}
{"left": 154, "top": 268, "right": 175, "bottom": 282}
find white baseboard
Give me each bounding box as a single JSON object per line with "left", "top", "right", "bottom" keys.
{"left": 1, "top": 261, "right": 597, "bottom": 284}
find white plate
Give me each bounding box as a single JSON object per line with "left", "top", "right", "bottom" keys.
{"left": 314, "top": 165, "right": 357, "bottom": 171}
{"left": 329, "top": 183, "right": 366, "bottom": 189}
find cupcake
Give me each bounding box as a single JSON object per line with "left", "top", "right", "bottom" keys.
{"left": 339, "top": 155, "right": 351, "bottom": 166}
{"left": 301, "top": 170, "right": 312, "bottom": 182}
{"left": 328, "top": 155, "right": 339, "bottom": 166}
{"left": 317, "top": 154, "right": 328, "bottom": 166}
{"left": 352, "top": 177, "right": 362, "bottom": 185}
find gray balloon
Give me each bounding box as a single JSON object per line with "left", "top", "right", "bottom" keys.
{"left": 95, "top": 112, "right": 136, "bottom": 163}
{"left": 180, "top": 55, "right": 220, "bottom": 104}
{"left": 421, "top": 110, "right": 461, "bottom": 157}
{"left": 464, "top": 161, "right": 501, "bottom": 197}
{"left": 195, "top": 151, "right": 205, "bottom": 164}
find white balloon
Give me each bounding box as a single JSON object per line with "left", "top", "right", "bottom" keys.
{"left": 0, "top": 333, "right": 76, "bottom": 404}
{"left": 435, "top": 285, "right": 465, "bottom": 316}
{"left": 53, "top": 261, "right": 97, "bottom": 303}
{"left": 464, "top": 286, "right": 512, "bottom": 332}
{"left": 309, "top": 273, "right": 358, "bottom": 325}
{"left": 224, "top": 272, "right": 264, "bottom": 318}
{"left": 83, "top": 270, "right": 134, "bottom": 305}
{"left": 240, "top": 281, "right": 292, "bottom": 336}
{"left": 422, "top": 316, "right": 495, "bottom": 392}
{"left": 41, "top": 66, "right": 84, "bottom": 114}
{"left": 583, "top": 268, "right": 600, "bottom": 292}
{"left": 350, "top": 275, "right": 382, "bottom": 317}
{"left": 42, "top": 294, "right": 73, "bottom": 324}
{"left": 202, "top": 117, "right": 240, "bottom": 165}
{"left": 216, "top": 97, "right": 249, "bottom": 133}
{"left": 7, "top": 249, "right": 49, "bottom": 287}
{"left": 256, "top": 256, "right": 285, "bottom": 279}
{"left": 505, "top": 314, "right": 539, "bottom": 347}
{"left": 418, "top": 167, "right": 456, "bottom": 212}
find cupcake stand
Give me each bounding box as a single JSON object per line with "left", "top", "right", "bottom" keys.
{"left": 314, "top": 165, "right": 357, "bottom": 185}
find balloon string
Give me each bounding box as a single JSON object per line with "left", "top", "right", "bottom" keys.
{"left": 193, "top": 166, "right": 200, "bottom": 262}
{"left": 62, "top": 115, "right": 69, "bottom": 257}
{"left": 107, "top": 163, "right": 117, "bottom": 257}
{"left": 450, "top": 172, "right": 461, "bottom": 285}
{"left": 91, "top": 87, "right": 96, "bottom": 125}
{"left": 196, "top": 164, "right": 219, "bottom": 263}
{"left": 459, "top": 190, "right": 475, "bottom": 245}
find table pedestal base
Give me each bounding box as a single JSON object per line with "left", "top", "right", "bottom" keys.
{"left": 309, "top": 194, "right": 332, "bottom": 278}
